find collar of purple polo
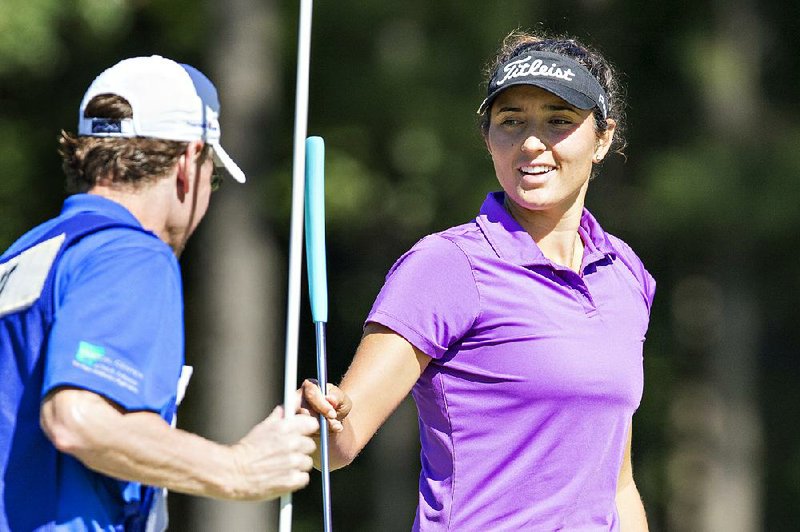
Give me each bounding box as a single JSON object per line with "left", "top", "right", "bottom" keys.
{"left": 477, "top": 192, "right": 616, "bottom": 268}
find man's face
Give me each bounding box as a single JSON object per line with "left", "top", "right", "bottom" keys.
{"left": 170, "top": 144, "right": 216, "bottom": 257}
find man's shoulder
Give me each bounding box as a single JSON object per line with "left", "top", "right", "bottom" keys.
{"left": 2, "top": 200, "right": 158, "bottom": 260}
{"left": 62, "top": 224, "right": 176, "bottom": 281}
{"left": 50, "top": 213, "right": 177, "bottom": 299}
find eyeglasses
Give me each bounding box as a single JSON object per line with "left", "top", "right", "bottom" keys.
{"left": 211, "top": 167, "right": 224, "bottom": 192}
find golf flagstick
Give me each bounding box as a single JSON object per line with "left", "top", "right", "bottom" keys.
{"left": 304, "top": 136, "right": 333, "bottom": 532}
{"left": 280, "top": 0, "right": 315, "bottom": 531}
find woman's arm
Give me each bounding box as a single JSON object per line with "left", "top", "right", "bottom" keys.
{"left": 616, "top": 421, "right": 649, "bottom": 531}
{"left": 302, "top": 322, "right": 430, "bottom": 470}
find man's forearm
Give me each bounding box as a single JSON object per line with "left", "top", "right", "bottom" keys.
{"left": 42, "top": 389, "right": 243, "bottom": 498}
{"left": 41, "top": 388, "right": 315, "bottom": 501}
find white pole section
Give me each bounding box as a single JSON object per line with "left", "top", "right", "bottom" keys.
{"left": 280, "top": 0, "right": 314, "bottom": 530}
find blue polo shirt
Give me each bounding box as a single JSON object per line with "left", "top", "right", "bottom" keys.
{"left": 0, "top": 194, "right": 184, "bottom": 530}
{"left": 367, "top": 191, "right": 656, "bottom": 531}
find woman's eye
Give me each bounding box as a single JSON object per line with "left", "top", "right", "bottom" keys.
{"left": 501, "top": 118, "right": 523, "bottom": 126}
{"left": 550, "top": 118, "right": 573, "bottom": 126}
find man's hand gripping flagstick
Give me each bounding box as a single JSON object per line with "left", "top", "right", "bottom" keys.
{"left": 280, "top": 0, "right": 316, "bottom": 530}
{"left": 305, "top": 137, "right": 333, "bottom": 532}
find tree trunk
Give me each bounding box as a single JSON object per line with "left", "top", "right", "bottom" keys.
{"left": 186, "top": 0, "right": 283, "bottom": 529}
{"left": 667, "top": 2, "right": 764, "bottom": 530}
{"left": 668, "top": 276, "right": 763, "bottom": 532}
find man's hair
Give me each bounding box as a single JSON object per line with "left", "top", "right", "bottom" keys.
{"left": 59, "top": 94, "right": 210, "bottom": 194}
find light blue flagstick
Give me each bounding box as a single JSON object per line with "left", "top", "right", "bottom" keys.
{"left": 305, "top": 136, "right": 332, "bottom": 532}
{"left": 280, "top": 0, "right": 314, "bottom": 530}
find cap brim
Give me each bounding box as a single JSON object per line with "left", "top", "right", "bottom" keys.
{"left": 211, "top": 143, "right": 246, "bottom": 183}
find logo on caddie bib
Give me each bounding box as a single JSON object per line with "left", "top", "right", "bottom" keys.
{"left": 74, "top": 341, "right": 106, "bottom": 367}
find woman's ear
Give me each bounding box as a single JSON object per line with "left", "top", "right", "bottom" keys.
{"left": 593, "top": 118, "right": 617, "bottom": 163}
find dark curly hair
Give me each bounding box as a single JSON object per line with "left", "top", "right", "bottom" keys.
{"left": 59, "top": 94, "right": 210, "bottom": 194}
{"left": 479, "top": 30, "right": 627, "bottom": 160}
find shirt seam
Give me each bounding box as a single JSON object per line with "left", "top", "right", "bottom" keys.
{"left": 436, "top": 235, "right": 484, "bottom": 330}
{"left": 437, "top": 372, "right": 456, "bottom": 531}
{"left": 604, "top": 234, "right": 655, "bottom": 313}
{"left": 433, "top": 235, "right": 482, "bottom": 531}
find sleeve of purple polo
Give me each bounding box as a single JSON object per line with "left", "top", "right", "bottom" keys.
{"left": 608, "top": 234, "right": 657, "bottom": 311}
{"left": 366, "top": 235, "right": 480, "bottom": 359}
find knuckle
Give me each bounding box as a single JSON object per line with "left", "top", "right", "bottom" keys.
{"left": 294, "top": 471, "right": 310, "bottom": 488}
{"left": 301, "top": 436, "right": 317, "bottom": 454}
{"left": 289, "top": 452, "right": 304, "bottom": 467}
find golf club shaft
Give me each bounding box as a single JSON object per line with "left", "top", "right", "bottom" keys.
{"left": 316, "top": 321, "right": 332, "bottom": 532}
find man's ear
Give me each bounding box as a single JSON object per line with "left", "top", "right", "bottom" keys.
{"left": 175, "top": 153, "right": 190, "bottom": 199}
{"left": 175, "top": 140, "right": 204, "bottom": 197}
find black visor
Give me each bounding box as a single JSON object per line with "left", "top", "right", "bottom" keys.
{"left": 478, "top": 51, "right": 607, "bottom": 119}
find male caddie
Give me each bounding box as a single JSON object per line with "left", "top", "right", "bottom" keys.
{"left": 0, "top": 56, "right": 318, "bottom": 530}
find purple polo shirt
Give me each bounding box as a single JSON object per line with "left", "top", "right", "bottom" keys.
{"left": 367, "top": 192, "right": 655, "bottom": 531}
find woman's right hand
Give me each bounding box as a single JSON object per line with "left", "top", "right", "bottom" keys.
{"left": 298, "top": 379, "right": 352, "bottom": 434}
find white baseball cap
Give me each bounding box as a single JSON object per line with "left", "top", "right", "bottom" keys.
{"left": 78, "top": 55, "right": 245, "bottom": 183}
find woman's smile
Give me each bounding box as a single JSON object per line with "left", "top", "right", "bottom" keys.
{"left": 485, "top": 84, "right": 615, "bottom": 219}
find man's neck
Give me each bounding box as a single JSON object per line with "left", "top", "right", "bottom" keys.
{"left": 88, "top": 183, "right": 171, "bottom": 245}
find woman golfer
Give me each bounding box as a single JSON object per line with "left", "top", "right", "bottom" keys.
{"left": 306, "top": 30, "right": 654, "bottom": 531}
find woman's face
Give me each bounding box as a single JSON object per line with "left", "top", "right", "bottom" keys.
{"left": 485, "top": 85, "right": 615, "bottom": 219}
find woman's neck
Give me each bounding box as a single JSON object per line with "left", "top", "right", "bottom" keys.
{"left": 503, "top": 194, "right": 585, "bottom": 272}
